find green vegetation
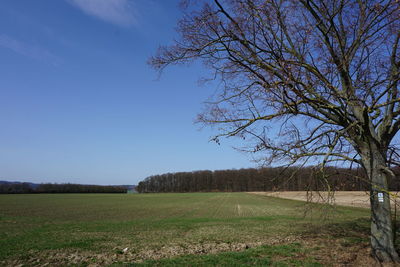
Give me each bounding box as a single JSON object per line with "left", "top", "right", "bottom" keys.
{"left": 0, "top": 193, "right": 370, "bottom": 265}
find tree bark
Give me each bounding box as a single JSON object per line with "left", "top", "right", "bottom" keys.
{"left": 361, "top": 144, "right": 400, "bottom": 262}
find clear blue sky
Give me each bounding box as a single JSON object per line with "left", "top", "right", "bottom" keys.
{"left": 0, "top": 0, "right": 253, "bottom": 185}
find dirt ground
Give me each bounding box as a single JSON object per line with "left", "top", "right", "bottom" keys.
{"left": 250, "top": 191, "right": 400, "bottom": 209}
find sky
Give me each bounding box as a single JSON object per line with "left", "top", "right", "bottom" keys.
{"left": 0, "top": 0, "right": 254, "bottom": 185}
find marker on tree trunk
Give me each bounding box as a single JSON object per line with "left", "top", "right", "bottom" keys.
{"left": 378, "top": 193, "right": 384, "bottom": 203}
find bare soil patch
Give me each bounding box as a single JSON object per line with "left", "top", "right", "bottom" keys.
{"left": 251, "top": 191, "right": 400, "bottom": 209}
{"left": 3, "top": 236, "right": 382, "bottom": 267}
{"left": 2, "top": 237, "right": 296, "bottom": 266}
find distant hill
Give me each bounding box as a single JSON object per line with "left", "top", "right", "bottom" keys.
{"left": 118, "top": 185, "right": 136, "bottom": 191}
{"left": 0, "top": 180, "right": 40, "bottom": 189}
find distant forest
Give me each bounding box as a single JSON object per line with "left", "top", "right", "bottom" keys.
{"left": 137, "top": 166, "right": 400, "bottom": 193}
{"left": 0, "top": 182, "right": 128, "bottom": 194}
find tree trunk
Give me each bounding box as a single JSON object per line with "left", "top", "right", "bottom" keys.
{"left": 361, "top": 145, "right": 400, "bottom": 262}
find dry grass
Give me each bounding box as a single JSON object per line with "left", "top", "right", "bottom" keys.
{"left": 251, "top": 191, "right": 400, "bottom": 209}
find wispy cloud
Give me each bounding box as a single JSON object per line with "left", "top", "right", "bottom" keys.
{"left": 67, "top": 0, "right": 137, "bottom": 27}
{"left": 0, "top": 34, "right": 62, "bottom": 66}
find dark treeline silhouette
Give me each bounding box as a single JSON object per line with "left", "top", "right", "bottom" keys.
{"left": 137, "top": 166, "right": 400, "bottom": 193}
{"left": 0, "top": 182, "right": 127, "bottom": 194}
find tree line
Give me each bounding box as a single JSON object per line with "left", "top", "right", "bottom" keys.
{"left": 0, "top": 182, "right": 127, "bottom": 194}
{"left": 137, "top": 166, "right": 400, "bottom": 193}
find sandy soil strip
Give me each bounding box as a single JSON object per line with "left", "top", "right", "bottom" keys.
{"left": 250, "top": 191, "right": 400, "bottom": 209}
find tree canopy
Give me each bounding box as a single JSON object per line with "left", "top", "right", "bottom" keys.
{"left": 151, "top": 0, "right": 400, "bottom": 167}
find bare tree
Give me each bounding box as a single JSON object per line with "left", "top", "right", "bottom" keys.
{"left": 150, "top": 0, "right": 400, "bottom": 262}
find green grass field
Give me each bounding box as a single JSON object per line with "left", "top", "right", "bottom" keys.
{"left": 0, "top": 192, "right": 372, "bottom": 266}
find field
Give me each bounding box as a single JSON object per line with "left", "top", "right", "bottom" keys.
{"left": 0, "top": 192, "right": 376, "bottom": 266}
{"left": 252, "top": 191, "right": 373, "bottom": 209}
